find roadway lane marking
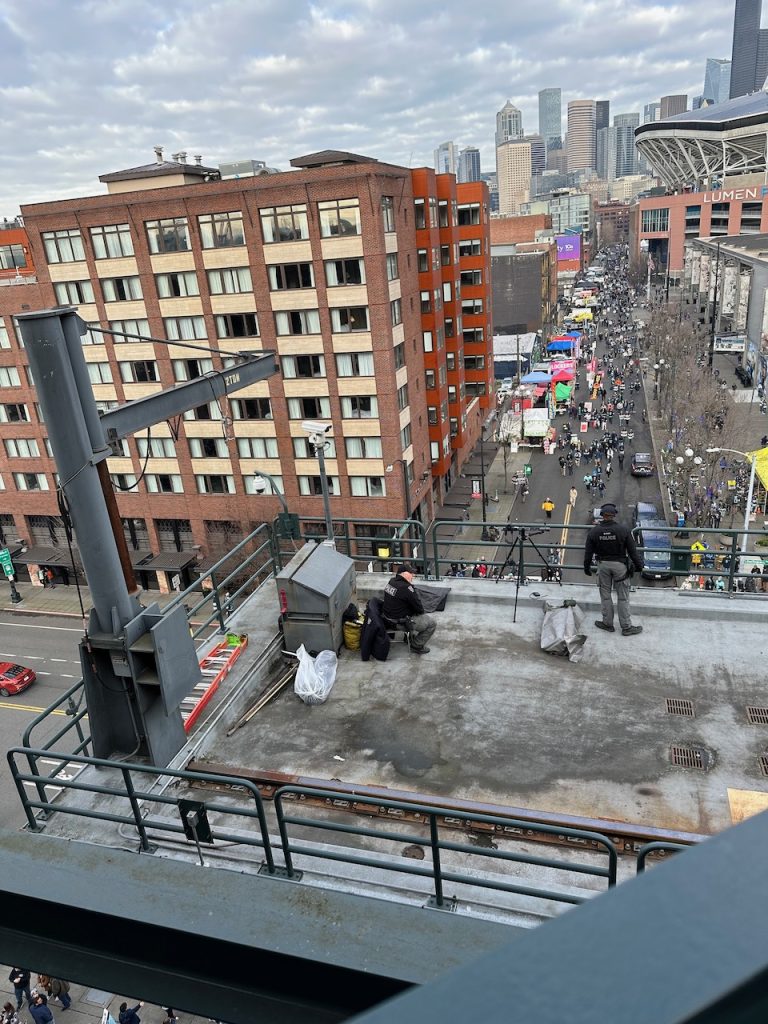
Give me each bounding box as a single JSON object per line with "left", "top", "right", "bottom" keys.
{"left": 0, "top": 701, "right": 67, "bottom": 714}
{"left": 50, "top": 658, "right": 68, "bottom": 663}
{"left": 0, "top": 621, "right": 83, "bottom": 632}
{"left": 560, "top": 503, "right": 571, "bottom": 562}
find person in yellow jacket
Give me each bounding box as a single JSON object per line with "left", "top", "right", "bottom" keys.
{"left": 542, "top": 497, "right": 555, "bottom": 520}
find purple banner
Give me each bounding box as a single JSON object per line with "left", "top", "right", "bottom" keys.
{"left": 556, "top": 235, "right": 581, "bottom": 262}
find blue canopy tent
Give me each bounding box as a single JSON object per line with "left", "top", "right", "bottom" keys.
{"left": 520, "top": 371, "right": 553, "bottom": 384}
{"left": 546, "top": 340, "right": 575, "bottom": 352}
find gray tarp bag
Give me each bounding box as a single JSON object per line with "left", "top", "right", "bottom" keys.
{"left": 540, "top": 599, "right": 587, "bottom": 663}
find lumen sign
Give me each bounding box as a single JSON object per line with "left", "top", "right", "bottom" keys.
{"left": 700, "top": 186, "right": 760, "bottom": 203}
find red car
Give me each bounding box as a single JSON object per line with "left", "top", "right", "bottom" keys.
{"left": 0, "top": 662, "right": 36, "bottom": 696}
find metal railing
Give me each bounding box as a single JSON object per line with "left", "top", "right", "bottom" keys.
{"left": 8, "top": 746, "right": 626, "bottom": 912}
{"left": 274, "top": 784, "right": 618, "bottom": 909}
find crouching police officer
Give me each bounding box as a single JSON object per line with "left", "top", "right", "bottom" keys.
{"left": 583, "top": 502, "right": 644, "bottom": 636}
{"left": 382, "top": 562, "right": 436, "bottom": 654}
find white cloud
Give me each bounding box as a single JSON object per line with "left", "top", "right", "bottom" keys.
{"left": 0, "top": 0, "right": 735, "bottom": 213}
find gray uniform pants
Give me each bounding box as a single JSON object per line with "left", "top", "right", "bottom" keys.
{"left": 597, "top": 560, "right": 633, "bottom": 630}
{"left": 408, "top": 613, "right": 436, "bottom": 650}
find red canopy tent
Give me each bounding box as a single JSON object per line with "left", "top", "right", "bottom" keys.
{"left": 551, "top": 369, "right": 575, "bottom": 383}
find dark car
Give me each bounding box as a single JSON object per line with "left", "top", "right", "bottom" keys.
{"left": 631, "top": 452, "right": 655, "bottom": 476}
{"left": 735, "top": 365, "right": 752, "bottom": 386}
{"left": 634, "top": 520, "right": 673, "bottom": 580}
{"left": 633, "top": 501, "right": 661, "bottom": 526}
{"left": 0, "top": 662, "right": 36, "bottom": 697}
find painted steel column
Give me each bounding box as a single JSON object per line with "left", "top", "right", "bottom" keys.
{"left": 17, "top": 309, "right": 139, "bottom": 633}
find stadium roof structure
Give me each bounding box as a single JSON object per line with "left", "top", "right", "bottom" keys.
{"left": 635, "top": 91, "right": 768, "bottom": 189}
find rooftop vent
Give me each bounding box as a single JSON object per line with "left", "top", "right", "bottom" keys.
{"left": 154, "top": 146, "right": 164, "bottom": 164}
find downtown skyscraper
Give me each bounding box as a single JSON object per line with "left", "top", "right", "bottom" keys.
{"left": 567, "top": 99, "right": 596, "bottom": 172}
{"left": 538, "top": 88, "right": 562, "bottom": 150}
{"left": 730, "top": 0, "right": 768, "bottom": 97}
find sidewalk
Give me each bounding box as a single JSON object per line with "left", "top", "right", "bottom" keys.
{"left": 0, "top": 582, "right": 199, "bottom": 621}
{"left": 2, "top": 968, "right": 210, "bottom": 1024}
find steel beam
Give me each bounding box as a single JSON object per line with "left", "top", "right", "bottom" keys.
{"left": 100, "top": 350, "right": 278, "bottom": 442}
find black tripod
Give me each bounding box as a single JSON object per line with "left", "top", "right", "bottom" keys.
{"left": 496, "top": 525, "right": 562, "bottom": 622}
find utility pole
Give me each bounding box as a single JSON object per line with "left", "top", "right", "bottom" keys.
{"left": 708, "top": 240, "right": 721, "bottom": 369}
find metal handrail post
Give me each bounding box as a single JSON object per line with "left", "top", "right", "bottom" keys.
{"left": 429, "top": 813, "right": 445, "bottom": 908}
{"left": 122, "top": 767, "right": 151, "bottom": 852}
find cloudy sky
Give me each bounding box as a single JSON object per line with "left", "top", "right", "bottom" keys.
{"left": 0, "top": 0, "right": 734, "bottom": 215}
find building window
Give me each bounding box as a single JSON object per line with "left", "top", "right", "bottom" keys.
{"left": 420, "top": 291, "right": 431, "bottom": 314}
{"left": 188, "top": 437, "right": 228, "bottom": 458}
{"left": 85, "top": 362, "right": 112, "bottom": 384}
{"left": 448, "top": 385, "right": 457, "bottom": 403}
{"left": 172, "top": 358, "right": 214, "bottom": 381}
{"left": 13, "top": 472, "right": 48, "bottom": 491}
{"left": 345, "top": 436, "right": 382, "bottom": 458}
{"left": 741, "top": 202, "right": 763, "bottom": 234}
{"left": 386, "top": 253, "right": 399, "bottom": 281}
{"left": 293, "top": 436, "right": 336, "bottom": 458}
{"left": 340, "top": 395, "right": 377, "bottom": 419}
{"left": 230, "top": 397, "right": 272, "bottom": 420}
{"left": 199, "top": 211, "right": 245, "bottom": 248}
{"left": 54, "top": 280, "right": 95, "bottom": 304}
{"left": 268, "top": 263, "right": 314, "bottom": 290}
{"left": 423, "top": 330, "right": 433, "bottom": 352}
{"left": 336, "top": 352, "right": 374, "bottom": 376}
{"left": 287, "top": 396, "right": 332, "bottom": 419}
{"left": 90, "top": 223, "right": 134, "bottom": 259}
{"left": 0, "top": 403, "right": 28, "bottom": 422}
{"left": 445, "top": 318, "right": 454, "bottom": 339}
{"left": 397, "top": 383, "right": 409, "bottom": 410}
{"left": 709, "top": 202, "right": 730, "bottom": 235}
{"left": 145, "top": 217, "right": 190, "bottom": 253}
{"left": 5, "top": 438, "right": 39, "bottom": 458}
{"left": 425, "top": 369, "right": 436, "bottom": 389}
{"left": 215, "top": 313, "right": 259, "bottom": 338}
{"left": 393, "top": 342, "right": 405, "bottom": 369}
{"left": 390, "top": 298, "right": 402, "bottom": 326}
{"left": 382, "top": 196, "right": 395, "bottom": 232}
{"left": 0, "top": 323, "right": 10, "bottom": 349}
{"left": 137, "top": 437, "right": 177, "bottom": 458}
{"left": 42, "top": 229, "right": 85, "bottom": 263}
{"left": 464, "top": 327, "right": 484, "bottom": 343}
{"left": 330, "top": 306, "right": 369, "bottom": 332}
{"left": 461, "top": 270, "right": 482, "bottom": 287}
{"left": 325, "top": 258, "right": 365, "bottom": 287}
{"left": 164, "top": 316, "right": 207, "bottom": 340}
{"left": 236, "top": 436, "right": 279, "bottom": 459}
{"left": 640, "top": 208, "right": 669, "bottom": 233}
{"left": 282, "top": 354, "right": 325, "bottom": 378}
{"left": 109, "top": 319, "right": 150, "bottom": 342}
{"left": 299, "top": 475, "right": 340, "bottom": 496}
{"left": 260, "top": 204, "right": 309, "bottom": 243}
{"left": 111, "top": 473, "right": 138, "bottom": 490}
{"left": 427, "top": 406, "right": 438, "bottom": 425}
{"left": 119, "top": 360, "right": 158, "bottom": 383}
{"left": 0, "top": 244, "right": 27, "bottom": 269}
{"left": 275, "top": 310, "right": 320, "bottom": 335}
{"left": 142, "top": 474, "right": 182, "bottom": 493}
{"left": 400, "top": 422, "right": 412, "bottom": 449}
{"left": 350, "top": 476, "right": 386, "bottom": 497}
{"left": 459, "top": 238, "right": 482, "bottom": 257}
{"left": 465, "top": 381, "right": 487, "bottom": 397}
{"left": 462, "top": 299, "right": 484, "bottom": 315}
{"left": 243, "top": 473, "right": 283, "bottom": 495}
{"left": 414, "top": 199, "right": 426, "bottom": 229}
{"left": 457, "top": 203, "right": 481, "bottom": 226}
{"left": 417, "top": 249, "right": 428, "bottom": 272}
{"left": 446, "top": 352, "right": 456, "bottom": 371}
{"left": 183, "top": 401, "right": 221, "bottom": 422}
{"left": 155, "top": 271, "right": 199, "bottom": 298}
{"left": 102, "top": 276, "right": 143, "bottom": 302}
{"left": 464, "top": 355, "right": 485, "bottom": 370}
{"left": 684, "top": 205, "right": 702, "bottom": 237}
{"left": 0, "top": 366, "right": 20, "bottom": 387}
{"left": 196, "top": 474, "right": 235, "bottom": 494}
{"left": 318, "top": 198, "right": 361, "bottom": 237}
{"left": 450, "top": 417, "right": 458, "bottom": 437}
{"left": 443, "top": 282, "right": 453, "bottom": 303}
{"left": 438, "top": 199, "right": 449, "bottom": 228}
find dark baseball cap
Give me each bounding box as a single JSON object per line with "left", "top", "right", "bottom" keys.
{"left": 600, "top": 503, "right": 618, "bottom": 516}
{"left": 396, "top": 562, "right": 416, "bottom": 575}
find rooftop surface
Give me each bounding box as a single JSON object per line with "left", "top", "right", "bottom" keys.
{"left": 179, "top": 571, "right": 768, "bottom": 839}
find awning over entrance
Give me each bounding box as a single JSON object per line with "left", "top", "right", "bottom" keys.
{"left": 129, "top": 550, "right": 155, "bottom": 569}
{"left": 140, "top": 551, "right": 198, "bottom": 573}
{"left": 13, "top": 545, "right": 73, "bottom": 566}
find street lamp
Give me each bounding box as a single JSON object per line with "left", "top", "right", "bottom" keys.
{"left": 385, "top": 459, "right": 411, "bottom": 524}
{"left": 706, "top": 447, "right": 758, "bottom": 553}
{"left": 301, "top": 420, "right": 335, "bottom": 547}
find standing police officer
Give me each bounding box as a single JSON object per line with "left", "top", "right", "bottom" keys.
{"left": 584, "top": 502, "right": 644, "bottom": 635}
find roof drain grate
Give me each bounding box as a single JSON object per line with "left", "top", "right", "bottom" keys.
{"left": 760, "top": 755, "right": 768, "bottom": 777}
{"left": 666, "top": 698, "right": 694, "bottom": 717}
{"left": 670, "top": 745, "right": 709, "bottom": 770}
{"left": 747, "top": 705, "right": 768, "bottom": 725}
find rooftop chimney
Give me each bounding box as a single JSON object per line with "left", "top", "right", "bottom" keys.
{"left": 154, "top": 146, "right": 164, "bottom": 164}
{"left": 178, "top": 151, "right": 187, "bottom": 164}
{"left": 171, "top": 152, "right": 181, "bottom": 162}
{"left": 194, "top": 155, "right": 202, "bottom": 165}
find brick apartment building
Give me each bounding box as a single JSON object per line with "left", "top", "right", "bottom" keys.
{"left": 0, "top": 150, "right": 491, "bottom": 590}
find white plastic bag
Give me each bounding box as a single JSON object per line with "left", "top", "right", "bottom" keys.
{"left": 294, "top": 644, "right": 338, "bottom": 705}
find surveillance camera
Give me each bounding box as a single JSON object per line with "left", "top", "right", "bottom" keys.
{"left": 301, "top": 420, "right": 332, "bottom": 436}
{"left": 252, "top": 474, "right": 267, "bottom": 494}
